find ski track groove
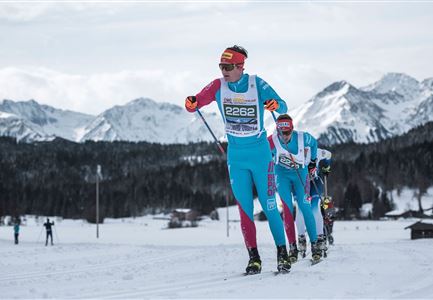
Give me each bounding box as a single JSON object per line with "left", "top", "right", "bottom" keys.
{"left": 74, "top": 255, "right": 323, "bottom": 299}
{"left": 0, "top": 249, "right": 192, "bottom": 283}
{"left": 73, "top": 270, "right": 289, "bottom": 299}
{"left": 386, "top": 242, "right": 433, "bottom": 298}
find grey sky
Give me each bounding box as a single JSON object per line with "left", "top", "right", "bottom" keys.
{"left": 1, "top": 1, "right": 432, "bottom": 115}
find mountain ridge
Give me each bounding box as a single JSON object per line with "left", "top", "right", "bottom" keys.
{"left": 1, "top": 72, "right": 432, "bottom": 145}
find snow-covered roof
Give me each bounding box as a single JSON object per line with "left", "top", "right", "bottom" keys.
{"left": 405, "top": 220, "right": 433, "bottom": 229}
{"left": 385, "top": 209, "right": 407, "bottom": 216}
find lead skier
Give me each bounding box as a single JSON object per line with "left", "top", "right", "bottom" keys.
{"left": 185, "top": 45, "right": 291, "bottom": 274}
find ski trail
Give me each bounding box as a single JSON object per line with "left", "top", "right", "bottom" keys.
{"left": 2, "top": 220, "right": 433, "bottom": 299}
{"left": 75, "top": 270, "right": 287, "bottom": 299}
{"left": 0, "top": 248, "right": 192, "bottom": 282}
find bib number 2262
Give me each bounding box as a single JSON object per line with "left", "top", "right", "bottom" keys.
{"left": 224, "top": 105, "right": 256, "bottom": 118}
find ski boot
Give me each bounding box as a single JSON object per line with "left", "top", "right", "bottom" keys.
{"left": 276, "top": 245, "right": 291, "bottom": 273}
{"left": 245, "top": 248, "right": 262, "bottom": 275}
{"left": 298, "top": 234, "right": 307, "bottom": 258}
{"left": 325, "top": 223, "right": 334, "bottom": 245}
{"left": 288, "top": 242, "right": 299, "bottom": 263}
{"left": 327, "top": 234, "right": 334, "bottom": 245}
{"left": 318, "top": 234, "right": 328, "bottom": 258}
{"left": 311, "top": 240, "right": 322, "bottom": 264}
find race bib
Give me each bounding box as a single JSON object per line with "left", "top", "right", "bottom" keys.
{"left": 278, "top": 154, "right": 298, "bottom": 169}
{"left": 223, "top": 103, "right": 259, "bottom": 136}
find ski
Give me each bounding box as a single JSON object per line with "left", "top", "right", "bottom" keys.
{"left": 310, "top": 258, "right": 322, "bottom": 265}
{"left": 274, "top": 270, "right": 290, "bottom": 276}
{"left": 243, "top": 270, "right": 261, "bottom": 276}
{"left": 243, "top": 270, "right": 289, "bottom": 276}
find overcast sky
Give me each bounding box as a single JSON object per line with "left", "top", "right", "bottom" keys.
{"left": 1, "top": 1, "right": 432, "bottom": 115}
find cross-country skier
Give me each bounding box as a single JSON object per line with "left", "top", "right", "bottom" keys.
{"left": 13, "top": 220, "right": 20, "bottom": 245}
{"left": 43, "top": 218, "right": 55, "bottom": 246}
{"left": 185, "top": 45, "right": 291, "bottom": 274}
{"left": 296, "top": 148, "right": 332, "bottom": 256}
{"left": 267, "top": 114, "right": 322, "bottom": 263}
{"left": 322, "top": 194, "right": 336, "bottom": 245}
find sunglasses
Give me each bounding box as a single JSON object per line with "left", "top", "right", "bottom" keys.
{"left": 281, "top": 131, "right": 292, "bottom": 136}
{"left": 219, "top": 63, "right": 237, "bottom": 71}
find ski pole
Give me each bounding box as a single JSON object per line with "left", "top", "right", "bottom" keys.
{"left": 271, "top": 112, "right": 309, "bottom": 195}
{"left": 324, "top": 174, "right": 328, "bottom": 198}
{"left": 195, "top": 108, "right": 226, "bottom": 155}
{"left": 195, "top": 107, "right": 230, "bottom": 237}
{"left": 53, "top": 225, "right": 60, "bottom": 244}
{"left": 310, "top": 174, "right": 324, "bottom": 204}
{"left": 36, "top": 226, "right": 43, "bottom": 243}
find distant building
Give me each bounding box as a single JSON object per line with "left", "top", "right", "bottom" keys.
{"left": 405, "top": 221, "right": 433, "bottom": 240}
{"left": 385, "top": 209, "right": 431, "bottom": 220}
{"left": 168, "top": 209, "right": 200, "bottom": 228}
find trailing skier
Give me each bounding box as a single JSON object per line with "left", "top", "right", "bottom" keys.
{"left": 268, "top": 114, "right": 321, "bottom": 264}
{"left": 322, "top": 195, "right": 336, "bottom": 245}
{"left": 296, "top": 148, "right": 332, "bottom": 257}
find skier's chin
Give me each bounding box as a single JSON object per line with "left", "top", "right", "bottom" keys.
{"left": 224, "top": 75, "right": 237, "bottom": 82}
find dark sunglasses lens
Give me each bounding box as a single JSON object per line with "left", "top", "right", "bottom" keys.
{"left": 282, "top": 131, "right": 291, "bottom": 136}
{"left": 219, "top": 64, "right": 235, "bottom": 71}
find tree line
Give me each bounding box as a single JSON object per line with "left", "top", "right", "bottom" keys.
{"left": 1, "top": 122, "right": 432, "bottom": 221}
{"left": 0, "top": 138, "right": 230, "bottom": 221}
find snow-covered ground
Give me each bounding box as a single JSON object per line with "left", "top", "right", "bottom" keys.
{"left": 1, "top": 209, "right": 433, "bottom": 299}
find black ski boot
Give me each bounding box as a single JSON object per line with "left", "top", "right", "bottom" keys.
{"left": 288, "top": 242, "right": 298, "bottom": 263}
{"left": 318, "top": 234, "right": 328, "bottom": 258}
{"left": 327, "top": 234, "right": 334, "bottom": 245}
{"left": 245, "top": 248, "right": 262, "bottom": 275}
{"left": 311, "top": 240, "right": 322, "bottom": 264}
{"left": 325, "top": 222, "right": 335, "bottom": 245}
{"left": 298, "top": 234, "right": 307, "bottom": 258}
{"left": 276, "top": 245, "right": 291, "bottom": 273}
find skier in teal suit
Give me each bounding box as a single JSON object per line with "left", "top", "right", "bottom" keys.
{"left": 268, "top": 114, "right": 322, "bottom": 262}
{"left": 185, "top": 45, "right": 291, "bottom": 274}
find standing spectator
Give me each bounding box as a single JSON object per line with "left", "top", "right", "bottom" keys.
{"left": 44, "top": 218, "right": 55, "bottom": 246}
{"left": 14, "top": 221, "right": 20, "bottom": 244}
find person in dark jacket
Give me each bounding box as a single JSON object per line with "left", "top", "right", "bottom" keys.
{"left": 43, "top": 218, "right": 55, "bottom": 246}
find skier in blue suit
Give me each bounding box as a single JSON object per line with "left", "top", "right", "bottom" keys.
{"left": 185, "top": 45, "right": 291, "bottom": 274}
{"left": 268, "top": 114, "right": 322, "bottom": 262}
{"left": 296, "top": 148, "right": 332, "bottom": 256}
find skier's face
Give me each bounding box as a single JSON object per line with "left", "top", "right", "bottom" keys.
{"left": 281, "top": 131, "right": 292, "bottom": 143}
{"left": 219, "top": 64, "right": 243, "bottom": 83}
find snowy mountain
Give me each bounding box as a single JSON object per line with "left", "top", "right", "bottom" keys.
{"left": 291, "top": 73, "right": 433, "bottom": 145}
{"left": 1, "top": 72, "right": 432, "bottom": 145}
{"left": 362, "top": 73, "right": 424, "bottom": 102}
{"left": 0, "top": 98, "right": 226, "bottom": 144}
{"left": 0, "top": 110, "right": 49, "bottom": 142}
{"left": 0, "top": 99, "right": 93, "bottom": 142}
{"left": 79, "top": 98, "right": 225, "bottom": 144}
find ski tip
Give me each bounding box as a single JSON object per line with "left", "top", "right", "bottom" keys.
{"left": 244, "top": 271, "right": 261, "bottom": 276}
{"left": 310, "top": 259, "right": 322, "bottom": 265}
{"left": 274, "top": 270, "right": 290, "bottom": 275}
